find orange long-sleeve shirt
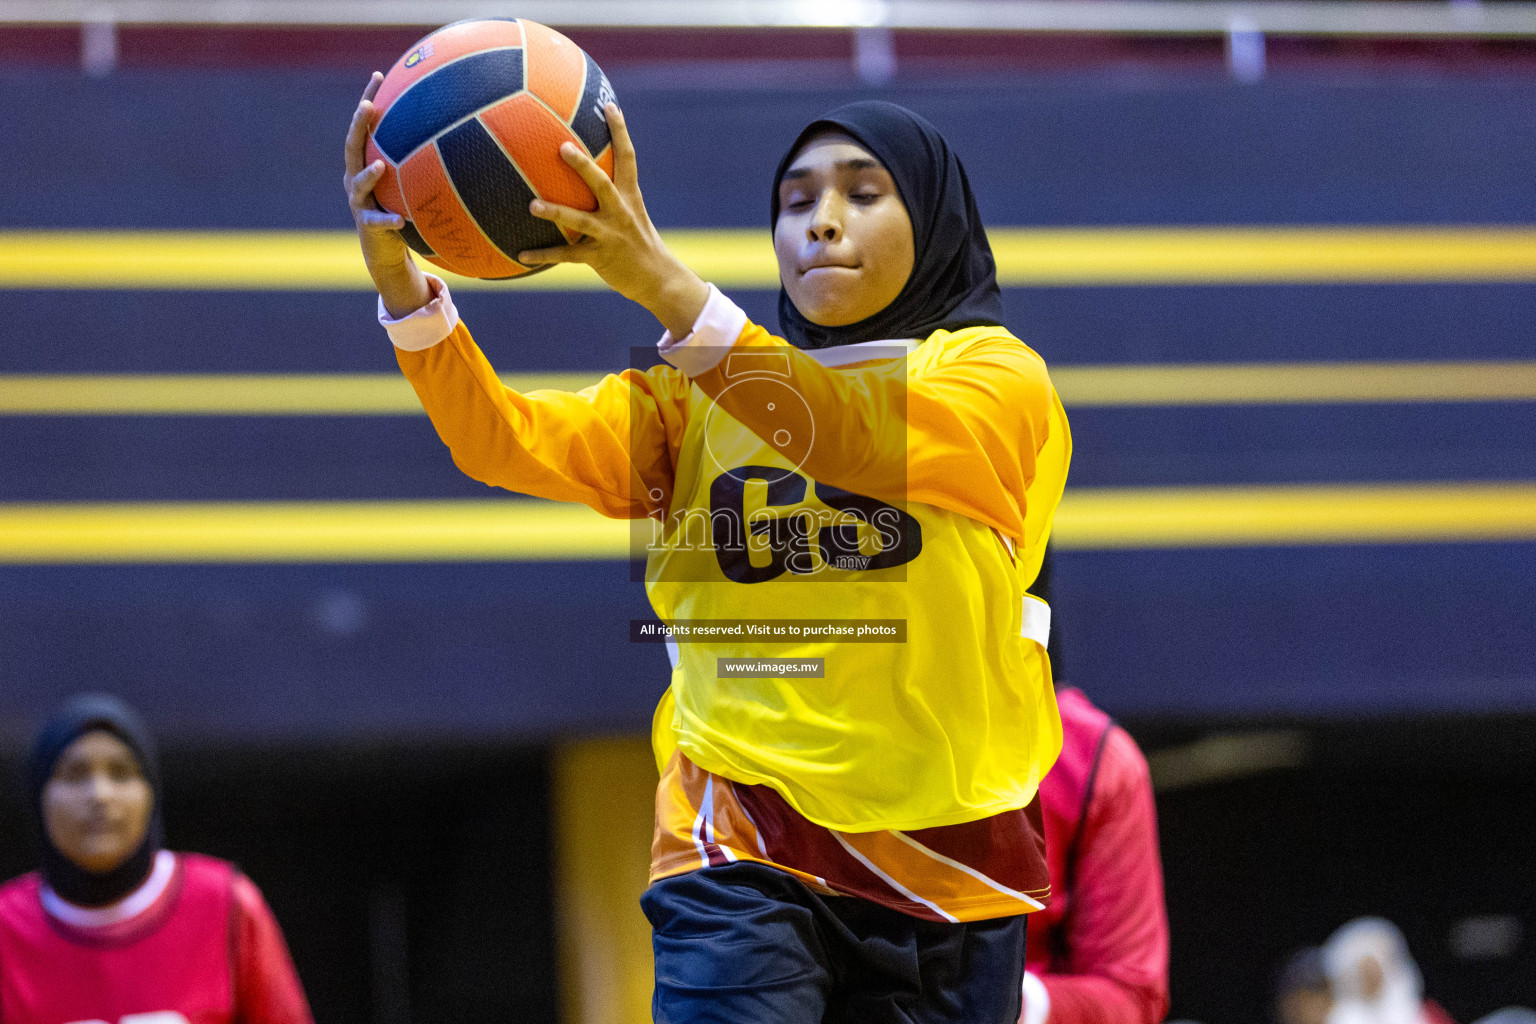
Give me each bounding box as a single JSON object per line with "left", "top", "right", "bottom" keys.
{"left": 388, "top": 278, "right": 1070, "bottom": 916}
{"left": 394, "top": 282, "right": 1062, "bottom": 551}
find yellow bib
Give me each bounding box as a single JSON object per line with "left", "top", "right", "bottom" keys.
{"left": 646, "top": 329, "right": 1069, "bottom": 832}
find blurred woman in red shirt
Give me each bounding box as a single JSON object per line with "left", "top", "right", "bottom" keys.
{"left": 1021, "top": 556, "right": 1171, "bottom": 1024}
{"left": 0, "top": 693, "right": 314, "bottom": 1024}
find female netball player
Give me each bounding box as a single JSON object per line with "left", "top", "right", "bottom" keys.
{"left": 346, "top": 78, "right": 1071, "bottom": 1023}
{"left": 0, "top": 693, "right": 313, "bottom": 1024}
{"left": 1018, "top": 554, "right": 1170, "bottom": 1024}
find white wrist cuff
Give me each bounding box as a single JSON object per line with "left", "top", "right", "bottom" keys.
{"left": 379, "top": 273, "right": 460, "bottom": 351}
{"left": 1022, "top": 971, "right": 1050, "bottom": 1024}
{"left": 657, "top": 283, "right": 749, "bottom": 376}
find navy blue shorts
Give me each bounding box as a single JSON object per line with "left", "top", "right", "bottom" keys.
{"left": 641, "top": 862, "right": 1027, "bottom": 1024}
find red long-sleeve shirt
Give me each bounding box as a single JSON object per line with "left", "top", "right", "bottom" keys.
{"left": 1024, "top": 688, "right": 1170, "bottom": 1024}
{"left": 0, "top": 852, "right": 313, "bottom": 1024}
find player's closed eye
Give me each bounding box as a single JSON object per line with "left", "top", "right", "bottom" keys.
{"left": 782, "top": 189, "right": 883, "bottom": 212}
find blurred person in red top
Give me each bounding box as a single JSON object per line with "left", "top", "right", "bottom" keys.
{"left": 1021, "top": 553, "right": 1171, "bottom": 1024}
{"left": 0, "top": 692, "right": 313, "bottom": 1024}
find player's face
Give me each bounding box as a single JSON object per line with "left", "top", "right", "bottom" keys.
{"left": 774, "top": 132, "right": 915, "bottom": 327}
{"left": 43, "top": 730, "right": 153, "bottom": 875}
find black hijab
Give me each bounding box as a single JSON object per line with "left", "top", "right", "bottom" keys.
{"left": 771, "top": 100, "right": 1006, "bottom": 350}
{"left": 27, "top": 693, "right": 164, "bottom": 907}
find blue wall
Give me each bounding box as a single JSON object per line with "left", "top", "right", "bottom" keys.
{"left": 2, "top": 69, "right": 1534, "bottom": 738}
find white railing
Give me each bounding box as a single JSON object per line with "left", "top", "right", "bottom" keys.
{"left": 3, "top": 1, "right": 1536, "bottom": 38}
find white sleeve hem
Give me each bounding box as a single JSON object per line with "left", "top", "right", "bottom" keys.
{"left": 657, "top": 283, "right": 749, "bottom": 376}
{"left": 1022, "top": 970, "right": 1050, "bottom": 1024}
{"left": 379, "top": 274, "right": 461, "bottom": 352}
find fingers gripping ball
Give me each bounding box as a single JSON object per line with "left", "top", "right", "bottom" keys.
{"left": 366, "top": 19, "right": 617, "bottom": 280}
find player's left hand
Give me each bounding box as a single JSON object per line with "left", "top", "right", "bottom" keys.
{"left": 519, "top": 103, "right": 710, "bottom": 339}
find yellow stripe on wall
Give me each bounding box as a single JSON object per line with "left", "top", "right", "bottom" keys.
{"left": 991, "top": 227, "right": 1536, "bottom": 285}
{"left": 1054, "top": 482, "right": 1536, "bottom": 549}
{"left": 1051, "top": 360, "right": 1536, "bottom": 406}
{"left": 0, "top": 501, "right": 633, "bottom": 563}
{"left": 0, "top": 373, "right": 593, "bottom": 414}
{"left": 0, "top": 483, "right": 1532, "bottom": 563}
{"left": 4, "top": 361, "right": 1535, "bottom": 415}
{"left": 3, "top": 227, "right": 1536, "bottom": 290}
{"left": 0, "top": 231, "right": 593, "bottom": 292}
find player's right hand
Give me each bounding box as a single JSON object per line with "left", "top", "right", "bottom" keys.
{"left": 345, "top": 72, "right": 431, "bottom": 319}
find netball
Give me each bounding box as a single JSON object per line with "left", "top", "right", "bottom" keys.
{"left": 366, "top": 19, "right": 617, "bottom": 279}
